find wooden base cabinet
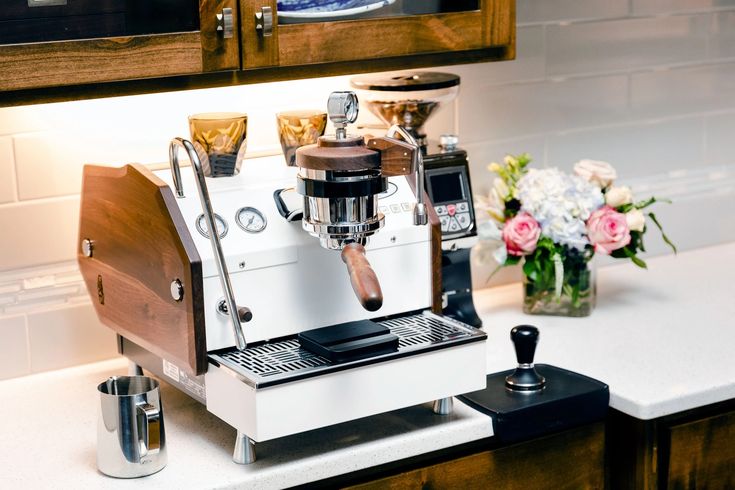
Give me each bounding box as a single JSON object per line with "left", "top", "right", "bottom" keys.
{"left": 608, "top": 402, "right": 735, "bottom": 489}
{"left": 343, "top": 423, "right": 605, "bottom": 490}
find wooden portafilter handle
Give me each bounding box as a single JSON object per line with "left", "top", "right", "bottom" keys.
{"left": 341, "top": 243, "right": 384, "bottom": 312}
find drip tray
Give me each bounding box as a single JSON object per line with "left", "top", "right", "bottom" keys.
{"left": 209, "top": 311, "right": 486, "bottom": 389}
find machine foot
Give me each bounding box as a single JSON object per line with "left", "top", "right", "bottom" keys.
{"left": 432, "top": 397, "right": 454, "bottom": 415}
{"left": 233, "top": 431, "right": 256, "bottom": 464}
{"left": 128, "top": 362, "right": 144, "bottom": 376}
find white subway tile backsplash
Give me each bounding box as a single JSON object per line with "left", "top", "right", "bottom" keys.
{"left": 546, "top": 15, "right": 708, "bottom": 77}
{"left": 633, "top": 0, "right": 735, "bottom": 15}
{"left": 446, "top": 26, "right": 545, "bottom": 86}
{"left": 547, "top": 118, "right": 705, "bottom": 178}
{"left": 0, "top": 315, "right": 29, "bottom": 380}
{"left": 630, "top": 63, "right": 735, "bottom": 120}
{"left": 517, "top": 0, "right": 628, "bottom": 25}
{"left": 0, "top": 137, "right": 16, "bottom": 204}
{"left": 709, "top": 11, "right": 735, "bottom": 60}
{"left": 706, "top": 112, "right": 735, "bottom": 164}
{"left": 27, "top": 303, "right": 118, "bottom": 373}
{"left": 459, "top": 75, "right": 629, "bottom": 142}
{"left": 0, "top": 197, "right": 80, "bottom": 271}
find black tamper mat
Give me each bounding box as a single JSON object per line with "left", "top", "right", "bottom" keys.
{"left": 458, "top": 365, "right": 609, "bottom": 444}
{"left": 299, "top": 319, "right": 399, "bottom": 363}
{"left": 458, "top": 325, "right": 609, "bottom": 443}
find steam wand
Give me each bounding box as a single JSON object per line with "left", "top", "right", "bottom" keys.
{"left": 168, "top": 138, "right": 251, "bottom": 351}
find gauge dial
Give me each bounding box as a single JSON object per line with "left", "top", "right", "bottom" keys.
{"left": 195, "top": 213, "right": 228, "bottom": 239}
{"left": 236, "top": 207, "right": 267, "bottom": 233}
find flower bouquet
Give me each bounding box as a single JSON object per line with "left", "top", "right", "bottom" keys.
{"left": 477, "top": 154, "right": 676, "bottom": 317}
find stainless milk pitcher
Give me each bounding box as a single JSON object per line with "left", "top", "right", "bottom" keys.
{"left": 96, "top": 375, "right": 167, "bottom": 478}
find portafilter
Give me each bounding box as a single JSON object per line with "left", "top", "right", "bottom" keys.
{"left": 294, "top": 91, "right": 428, "bottom": 312}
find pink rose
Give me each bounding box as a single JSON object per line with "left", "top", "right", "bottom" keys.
{"left": 502, "top": 213, "right": 541, "bottom": 256}
{"left": 587, "top": 206, "right": 631, "bottom": 254}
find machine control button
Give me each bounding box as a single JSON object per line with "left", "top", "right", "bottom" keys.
{"left": 435, "top": 205, "right": 448, "bottom": 216}
{"left": 401, "top": 202, "right": 412, "bottom": 212}
{"left": 457, "top": 212, "right": 471, "bottom": 228}
{"left": 457, "top": 201, "right": 469, "bottom": 213}
{"left": 379, "top": 205, "right": 390, "bottom": 214}
{"left": 447, "top": 204, "right": 456, "bottom": 216}
{"left": 448, "top": 217, "right": 461, "bottom": 232}
{"left": 390, "top": 204, "right": 401, "bottom": 213}
{"left": 440, "top": 216, "right": 450, "bottom": 231}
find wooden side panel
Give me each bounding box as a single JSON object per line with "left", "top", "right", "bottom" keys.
{"left": 348, "top": 423, "right": 605, "bottom": 490}
{"left": 666, "top": 410, "right": 735, "bottom": 489}
{"left": 240, "top": 0, "right": 279, "bottom": 69}
{"left": 0, "top": 33, "right": 203, "bottom": 91}
{"left": 200, "top": 0, "right": 242, "bottom": 71}
{"left": 485, "top": 0, "right": 515, "bottom": 53}
{"left": 78, "top": 164, "right": 206, "bottom": 376}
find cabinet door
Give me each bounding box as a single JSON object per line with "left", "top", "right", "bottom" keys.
{"left": 240, "top": 0, "right": 514, "bottom": 70}
{"left": 666, "top": 410, "right": 735, "bottom": 489}
{"left": 0, "top": 0, "right": 241, "bottom": 92}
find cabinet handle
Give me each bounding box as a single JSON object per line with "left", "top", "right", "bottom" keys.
{"left": 27, "top": 0, "right": 67, "bottom": 6}
{"left": 216, "top": 8, "right": 234, "bottom": 39}
{"left": 255, "top": 6, "right": 274, "bottom": 37}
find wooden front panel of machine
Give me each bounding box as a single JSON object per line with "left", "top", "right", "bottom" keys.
{"left": 78, "top": 164, "right": 207, "bottom": 375}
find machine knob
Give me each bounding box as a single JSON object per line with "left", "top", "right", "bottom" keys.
{"left": 505, "top": 325, "right": 546, "bottom": 392}
{"left": 237, "top": 306, "right": 253, "bottom": 323}
{"left": 439, "top": 134, "right": 459, "bottom": 151}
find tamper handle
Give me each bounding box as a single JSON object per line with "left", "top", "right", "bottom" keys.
{"left": 511, "top": 325, "right": 539, "bottom": 365}
{"left": 341, "top": 243, "right": 383, "bottom": 312}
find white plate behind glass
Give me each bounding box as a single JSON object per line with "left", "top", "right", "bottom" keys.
{"left": 278, "top": 0, "right": 397, "bottom": 22}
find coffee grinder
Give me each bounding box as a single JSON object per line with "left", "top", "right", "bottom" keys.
{"left": 351, "top": 72, "right": 481, "bottom": 327}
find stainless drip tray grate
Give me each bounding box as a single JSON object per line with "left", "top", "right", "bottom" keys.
{"left": 209, "top": 311, "right": 485, "bottom": 389}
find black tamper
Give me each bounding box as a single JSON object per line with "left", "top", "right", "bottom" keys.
{"left": 505, "top": 325, "right": 545, "bottom": 392}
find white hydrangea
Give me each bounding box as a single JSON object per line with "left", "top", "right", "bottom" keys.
{"left": 516, "top": 168, "right": 604, "bottom": 250}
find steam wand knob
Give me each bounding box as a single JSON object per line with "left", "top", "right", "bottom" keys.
{"left": 505, "top": 325, "right": 546, "bottom": 392}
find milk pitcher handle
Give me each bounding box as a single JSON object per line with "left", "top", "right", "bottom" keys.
{"left": 136, "top": 403, "right": 161, "bottom": 457}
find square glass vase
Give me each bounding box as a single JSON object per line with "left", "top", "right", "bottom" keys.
{"left": 522, "top": 260, "right": 596, "bottom": 317}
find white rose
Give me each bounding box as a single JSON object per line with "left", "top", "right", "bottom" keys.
{"left": 493, "top": 177, "right": 510, "bottom": 200}
{"left": 574, "top": 159, "right": 617, "bottom": 188}
{"left": 626, "top": 209, "right": 646, "bottom": 232}
{"left": 605, "top": 186, "right": 633, "bottom": 208}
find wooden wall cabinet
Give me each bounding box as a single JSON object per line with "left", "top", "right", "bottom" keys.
{"left": 0, "top": 0, "right": 241, "bottom": 92}
{"left": 0, "top": 1, "right": 514, "bottom": 103}
{"left": 239, "top": 0, "right": 514, "bottom": 70}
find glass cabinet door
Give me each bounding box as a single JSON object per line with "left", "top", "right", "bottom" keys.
{"left": 276, "top": 0, "right": 480, "bottom": 25}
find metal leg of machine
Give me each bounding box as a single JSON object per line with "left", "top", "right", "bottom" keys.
{"left": 128, "top": 361, "right": 144, "bottom": 376}
{"left": 432, "top": 397, "right": 454, "bottom": 415}
{"left": 233, "top": 431, "right": 257, "bottom": 465}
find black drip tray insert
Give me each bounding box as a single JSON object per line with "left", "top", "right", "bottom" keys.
{"left": 298, "top": 319, "right": 399, "bottom": 363}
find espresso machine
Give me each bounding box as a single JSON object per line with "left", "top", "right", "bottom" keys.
{"left": 77, "top": 92, "right": 487, "bottom": 465}
{"left": 351, "top": 72, "right": 482, "bottom": 327}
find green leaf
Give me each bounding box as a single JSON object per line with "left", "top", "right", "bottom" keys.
{"left": 522, "top": 258, "right": 537, "bottom": 279}
{"left": 622, "top": 246, "right": 648, "bottom": 269}
{"left": 647, "top": 212, "right": 677, "bottom": 254}
{"left": 634, "top": 196, "right": 672, "bottom": 211}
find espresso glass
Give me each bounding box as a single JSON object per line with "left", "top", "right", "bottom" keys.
{"left": 276, "top": 110, "right": 327, "bottom": 166}
{"left": 189, "top": 112, "right": 248, "bottom": 177}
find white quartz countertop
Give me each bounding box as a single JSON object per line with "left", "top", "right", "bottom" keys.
{"left": 2, "top": 243, "right": 733, "bottom": 488}
{"left": 0, "top": 358, "right": 492, "bottom": 489}
{"left": 475, "top": 242, "right": 735, "bottom": 420}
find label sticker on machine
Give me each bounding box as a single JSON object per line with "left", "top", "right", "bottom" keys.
{"left": 163, "top": 359, "right": 206, "bottom": 399}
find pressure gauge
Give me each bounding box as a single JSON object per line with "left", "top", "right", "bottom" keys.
{"left": 196, "top": 213, "right": 228, "bottom": 239}
{"left": 236, "top": 207, "right": 267, "bottom": 233}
